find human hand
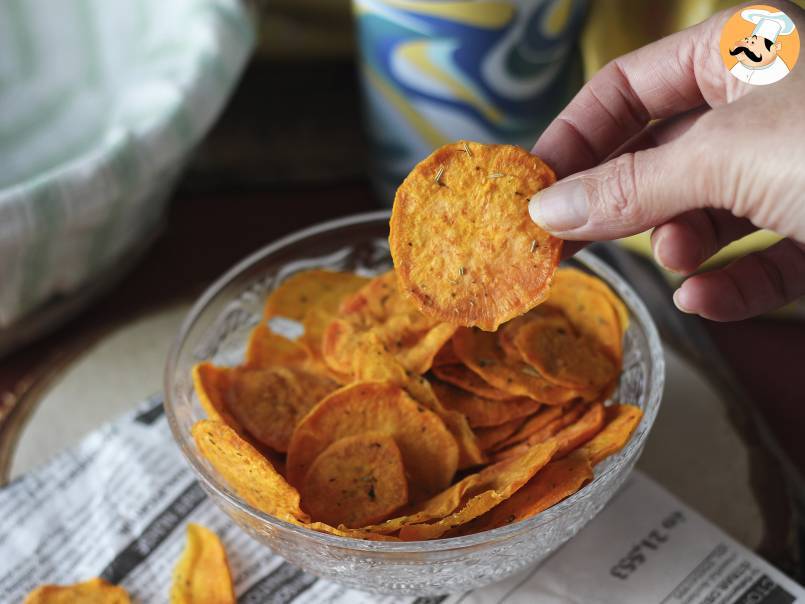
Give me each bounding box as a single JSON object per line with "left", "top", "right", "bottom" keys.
{"left": 529, "top": 2, "right": 805, "bottom": 321}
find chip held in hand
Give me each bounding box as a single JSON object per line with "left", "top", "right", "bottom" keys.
{"left": 390, "top": 141, "right": 562, "bottom": 331}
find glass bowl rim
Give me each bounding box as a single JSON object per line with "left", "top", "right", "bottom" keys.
{"left": 164, "top": 209, "right": 665, "bottom": 553}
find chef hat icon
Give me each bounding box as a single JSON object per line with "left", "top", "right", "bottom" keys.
{"left": 741, "top": 8, "right": 796, "bottom": 42}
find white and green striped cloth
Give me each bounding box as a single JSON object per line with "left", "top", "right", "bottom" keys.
{"left": 0, "top": 0, "right": 254, "bottom": 329}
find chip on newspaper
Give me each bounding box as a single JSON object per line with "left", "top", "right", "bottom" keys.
{"left": 25, "top": 523, "right": 238, "bottom": 603}
{"left": 188, "top": 142, "right": 643, "bottom": 541}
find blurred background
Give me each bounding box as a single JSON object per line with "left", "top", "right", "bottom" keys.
{"left": 1, "top": 0, "right": 804, "bottom": 578}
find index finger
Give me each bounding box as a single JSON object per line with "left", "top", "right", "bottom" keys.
{"left": 533, "top": 8, "right": 740, "bottom": 178}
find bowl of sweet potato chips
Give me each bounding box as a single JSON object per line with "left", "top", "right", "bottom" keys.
{"left": 165, "top": 143, "right": 665, "bottom": 596}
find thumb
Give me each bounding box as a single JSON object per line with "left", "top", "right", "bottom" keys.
{"left": 528, "top": 142, "right": 706, "bottom": 241}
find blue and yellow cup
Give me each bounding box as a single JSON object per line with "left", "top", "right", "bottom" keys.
{"left": 353, "top": 0, "right": 589, "bottom": 203}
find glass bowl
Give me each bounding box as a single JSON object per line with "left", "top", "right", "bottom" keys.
{"left": 164, "top": 210, "right": 664, "bottom": 596}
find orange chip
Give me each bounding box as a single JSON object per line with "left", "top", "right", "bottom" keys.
{"left": 322, "top": 272, "right": 457, "bottom": 377}
{"left": 245, "top": 323, "right": 309, "bottom": 369}
{"left": 432, "top": 340, "right": 461, "bottom": 367}
{"left": 366, "top": 438, "right": 558, "bottom": 536}
{"left": 582, "top": 270, "right": 629, "bottom": 335}
{"left": 170, "top": 524, "right": 235, "bottom": 604}
{"left": 452, "top": 327, "right": 579, "bottom": 404}
{"left": 495, "top": 305, "right": 562, "bottom": 360}
{"left": 455, "top": 451, "right": 593, "bottom": 536}
{"left": 194, "top": 419, "right": 310, "bottom": 523}
{"left": 229, "top": 366, "right": 335, "bottom": 453}
{"left": 192, "top": 420, "right": 396, "bottom": 541}
{"left": 431, "top": 363, "right": 516, "bottom": 401}
{"left": 389, "top": 141, "right": 561, "bottom": 331}
{"left": 363, "top": 479, "right": 474, "bottom": 535}
{"left": 301, "top": 432, "right": 409, "bottom": 528}
{"left": 398, "top": 439, "right": 559, "bottom": 540}
{"left": 513, "top": 314, "right": 618, "bottom": 392}
{"left": 412, "top": 381, "right": 486, "bottom": 470}
{"left": 192, "top": 363, "right": 243, "bottom": 431}
{"left": 545, "top": 268, "right": 625, "bottom": 361}
{"left": 194, "top": 363, "right": 336, "bottom": 453}
{"left": 550, "top": 268, "right": 630, "bottom": 337}
{"left": 302, "top": 521, "right": 400, "bottom": 541}
{"left": 492, "top": 401, "right": 586, "bottom": 456}
{"left": 554, "top": 401, "right": 606, "bottom": 457}
{"left": 287, "top": 381, "right": 459, "bottom": 496}
{"left": 431, "top": 380, "right": 540, "bottom": 428}
{"left": 350, "top": 333, "right": 485, "bottom": 469}
{"left": 24, "top": 579, "right": 130, "bottom": 604}
{"left": 474, "top": 417, "right": 527, "bottom": 451}
{"left": 579, "top": 404, "right": 643, "bottom": 465}
{"left": 299, "top": 308, "right": 352, "bottom": 382}
{"left": 299, "top": 308, "right": 329, "bottom": 360}
{"left": 263, "top": 269, "right": 369, "bottom": 321}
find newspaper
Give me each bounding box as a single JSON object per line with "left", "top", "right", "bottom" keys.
{"left": 1, "top": 395, "right": 802, "bottom": 603}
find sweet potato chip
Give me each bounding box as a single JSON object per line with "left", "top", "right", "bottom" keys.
{"left": 192, "top": 363, "right": 243, "bottom": 431}
{"left": 474, "top": 417, "right": 527, "bottom": 451}
{"left": 389, "top": 141, "right": 561, "bottom": 331}
{"left": 24, "top": 579, "right": 130, "bottom": 604}
{"left": 245, "top": 323, "right": 308, "bottom": 369}
{"left": 550, "top": 268, "right": 630, "bottom": 337}
{"left": 492, "top": 401, "right": 587, "bottom": 457}
{"left": 553, "top": 401, "right": 606, "bottom": 457}
{"left": 301, "top": 432, "right": 408, "bottom": 528}
{"left": 455, "top": 451, "right": 593, "bottom": 536}
{"left": 303, "top": 522, "right": 400, "bottom": 541}
{"left": 299, "top": 308, "right": 352, "bottom": 382}
{"left": 579, "top": 404, "right": 643, "bottom": 465}
{"left": 196, "top": 364, "right": 336, "bottom": 453}
{"left": 287, "top": 381, "right": 459, "bottom": 496}
{"left": 193, "top": 419, "right": 310, "bottom": 524}
{"left": 230, "top": 366, "right": 335, "bottom": 453}
{"left": 363, "top": 478, "right": 475, "bottom": 534}
{"left": 431, "top": 380, "right": 540, "bottom": 428}
{"left": 452, "top": 327, "right": 579, "bottom": 404}
{"left": 414, "top": 384, "right": 486, "bottom": 470}
{"left": 170, "top": 524, "right": 235, "bottom": 604}
{"left": 192, "top": 420, "right": 397, "bottom": 541}
{"left": 398, "top": 439, "right": 559, "bottom": 540}
{"left": 514, "top": 314, "right": 618, "bottom": 392}
{"left": 432, "top": 340, "right": 461, "bottom": 367}
{"left": 582, "top": 270, "right": 629, "bottom": 335}
{"left": 545, "top": 268, "right": 625, "bottom": 361}
{"left": 366, "top": 438, "right": 558, "bottom": 536}
{"left": 431, "top": 363, "right": 516, "bottom": 401}
{"left": 322, "top": 272, "right": 456, "bottom": 377}
{"left": 263, "top": 269, "right": 369, "bottom": 321}
{"left": 351, "top": 334, "right": 485, "bottom": 469}
{"left": 495, "top": 304, "right": 559, "bottom": 350}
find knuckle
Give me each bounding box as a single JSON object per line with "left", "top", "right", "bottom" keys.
{"left": 589, "top": 153, "right": 644, "bottom": 224}
{"left": 678, "top": 114, "right": 741, "bottom": 209}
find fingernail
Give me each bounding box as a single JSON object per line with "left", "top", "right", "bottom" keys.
{"left": 652, "top": 232, "right": 674, "bottom": 272}
{"left": 673, "top": 288, "right": 694, "bottom": 314}
{"left": 529, "top": 179, "right": 589, "bottom": 232}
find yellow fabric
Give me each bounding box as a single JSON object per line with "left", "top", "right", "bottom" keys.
{"left": 581, "top": 0, "right": 805, "bottom": 77}
{"left": 619, "top": 231, "right": 781, "bottom": 284}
